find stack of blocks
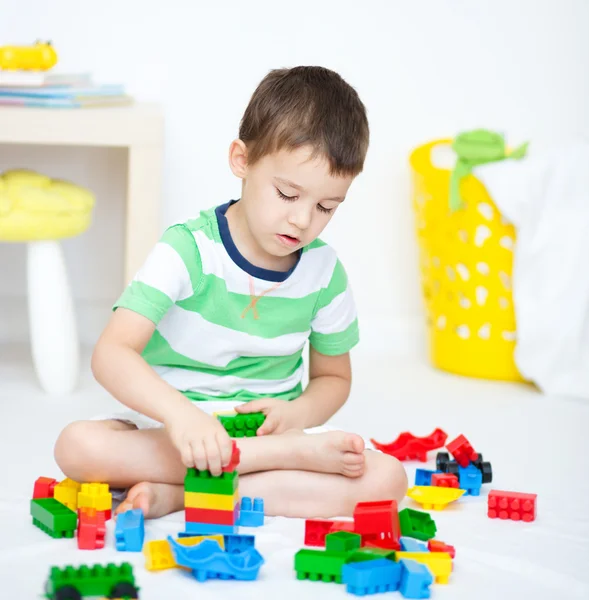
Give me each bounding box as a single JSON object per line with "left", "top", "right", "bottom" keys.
{"left": 184, "top": 440, "right": 241, "bottom": 535}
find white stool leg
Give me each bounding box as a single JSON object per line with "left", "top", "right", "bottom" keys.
{"left": 27, "top": 241, "right": 79, "bottom": 394}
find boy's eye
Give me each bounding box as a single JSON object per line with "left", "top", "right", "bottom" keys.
{"left": 317, "top": 204, "right": 334, "bottom": 214}
{"left": 276, "top": 188, "right": 297, "bottom": 202}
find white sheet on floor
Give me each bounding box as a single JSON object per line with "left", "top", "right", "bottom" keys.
{"left": 474, "top": 141, "right": 589, "bottom": 399}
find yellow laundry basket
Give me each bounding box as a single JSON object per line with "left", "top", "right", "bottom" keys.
{"left": 409, "top": 139, "right": 523, "bottom": 382}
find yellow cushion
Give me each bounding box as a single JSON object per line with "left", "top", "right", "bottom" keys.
{"left": 0, "top": 169, "right": 95, "bottom": 242}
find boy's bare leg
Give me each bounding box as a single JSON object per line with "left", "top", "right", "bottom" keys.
{"left": 54, "top": 420, "right": 408, "bottom": 519}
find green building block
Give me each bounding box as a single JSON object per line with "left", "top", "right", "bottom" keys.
{"left": 184, "top": 468, "right": 238, "bottom": 495}
{"left": 325, "top": 531, "right": 361, "bottom": 553}
{"left": 31, "top": 498, "right": 77, "bottom": 539}
{"left": 399, "top": 508, "right": 437, "bottom": 541}
{"left": 294, "top": 549, "right": 348, "bottom": 583}
{"left": 346, "top": 547, "right": 397, "bottom": 562}
{"left": 45, "top": 562, "right": 138, "bottom": 599}
{"left": 217, "top": 412, "right": 266, "bottom": 437}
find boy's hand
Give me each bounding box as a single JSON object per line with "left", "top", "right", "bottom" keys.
{"left": 235, "top": 399, "right": 307, "bottom": 435}
{"left": 164, "top": 403, "right": 234, "bottom": 476}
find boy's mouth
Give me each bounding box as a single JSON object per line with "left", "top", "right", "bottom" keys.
{"left": 277, "top": 233, "right": 300, "bottom": 247}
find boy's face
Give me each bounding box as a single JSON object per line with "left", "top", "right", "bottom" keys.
{"left": 231, "top": 143, "right": 354, "bottom": 261}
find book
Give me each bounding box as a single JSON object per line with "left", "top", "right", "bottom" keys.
{"left": 0, "top": 95, "right": 133, "bottom": 108}
{"left": 0, "top": 70, "right": 92, "bottom": 87}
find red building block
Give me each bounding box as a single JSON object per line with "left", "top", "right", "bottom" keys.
{"left": 353, "top": 500, "right": 401, "bottom": 550}
{"left": 370, "top": 428, "right": 448, "bottom": 462}
{"left": 428, "top": 539, "right": 456, "bottom": 558}
{"left": 446, "top": 434, "right": 478, "bottom": 467}
{"left": 77, "top": 508, "right": 106, "bottom": 550}
{"left": 488, "top": 490, "right": 537, "bottom": 522}
{"left": 185, "top": 505, "right": 239, "bottom": 526}
{"left": 222, "top": 440, "right": 241, "bottom": 473}
{"left": 431, "top": 473, "right": 459, "bottom": 488}
{"left": 33, "top": 477, "right": 57, "bottom": 499}
{"left": 305, "top": 519, "right": 339, "bottom": 546}
{"left": 330, "top": 520, "right": 355, "bottom": 533}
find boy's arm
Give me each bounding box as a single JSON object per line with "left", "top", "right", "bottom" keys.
{"left": 291, "top": 346, "right": 352, "bottom": 428}
{"left": 91, "top": 307, "right": 196, "bottom": 425}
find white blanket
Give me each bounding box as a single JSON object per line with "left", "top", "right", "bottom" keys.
{"left": 475, "top": 141, "right": 589, "bottom": 399}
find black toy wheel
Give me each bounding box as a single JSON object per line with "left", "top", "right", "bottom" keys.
{"left": 436, "top": 452, "right": 450, "bottom": 472}
{"left": 472, "top": 454, "right": 484, "bottom": 469}
{"left": 55, "top": 586, "right": 82, "bottom": 600}
{"left": 479, "top": 462, "right": 493, "bottom": 483}
{"left": 446, "top": 462, "right": 460, "bottom": 477}
{"left": 108, "top": 582, "right": 139, "bottom": 599}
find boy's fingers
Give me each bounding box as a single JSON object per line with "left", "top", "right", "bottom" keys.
{"left": 217, "top": 434, "right": 234, "bottom": 466}
{"left": 204, "top": 437, "right": 222, "bottom": 476}
{"left": 190, "top": 440, "right": 208, "bottom": 472}
{"left": 180, "top": 445, "right": 194, "bottom": 468}
{"left": 235, "top": 400, "right": 268, "bottom": 414}
{"left": 258, "top": 416, "right": 277, "bottom": 435}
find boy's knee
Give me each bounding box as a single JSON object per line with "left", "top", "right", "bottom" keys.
{"left": 54, "top": 420, "right": 102, "bottom": 481}
{"left": 364, "top": 451, "right": 408, "bottom": 503}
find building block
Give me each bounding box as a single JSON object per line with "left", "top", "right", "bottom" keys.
{"left": 330, "top": 520, "right": 356, "bottom": 533}
{"left": 414, "top": 469, "right": 441, "bottom": 486}
{"left": 370, "top": 428, "right": 448, "bottom": 462}
{"left": 115, "top": 509, "right": 145, "bottom": 552}
{"left": 184, "top": 521, "right": 239, "bottom": 535}
{"left": 342, "top": 558, "right": 402, "bottom": 596}
{"left": 407, "top": 485, "right": 465, "bottom": 510}
{"left": 222, "top": 440, "right": 241, "bottom": 472}
{"left": 397, "top": 551, "right": 452, "bottom": 584}
{"left": 44, "top": 562, "right": 138, "bottom": 600}
{"left": 398, "top": 509, "right": 437, "bottom": 541}
{"left": 77, "top": 508, "right": 106, "bottom": 550}
{"left": 400, "top": 537, "right": 428, "bottom": 552}
{"left": 237, "top": 497, "right": 264, "bottom": 527}
{"left": 77, "top": 483, "right": 112, "bottom": 512}
{"left": 144, "top": 535, "right": 225, "bottom": 571}
{"left": 224, "top": 534, "right": 255, "bottom": 554}
{"left": 168, "top": 536, "right": 264, "bottom": 581}
{"left": 184, "top": 490, "right": 239, "bottom": 511}
{"left": 488, "top": 490, "right": 537, "bottom": 522}
{"left": 326, "top": 531, "right": 362, "bottom": 552}
{"left": 53, "top": 478, "right": 81, "bottom": 511}
{"left": 446, "top": 434, "right": 478, "bottom": 467}
{"left": 184, "top": 469, "right": 238, "bottom": 495}
{"left": 33, "top": 476, "right": 57, "bottom": 499}
{"left": 217, "top": 412, "right": 266, "bottom": 437}
{"left": 294, "top": 549, "right": 348, "bottom": 583}
{"left": 30, "top": 498, "right": 77, "bottom": 539}
{"left": 399, "top": 559, "right": 433, "bottom": 599}
{"left": 431, "top": 473, "right": 459, "bottom": 488}
{"left": 353, "top": 500, "right": 401, "bottom": 550}
{"left": 346, "top": 547, "right": 397, "bottom": 562}
{"left": 458, "top": 464, "right": 482, "bottom": 496}
{"left": 427, "top": 539, "right": 455, "bottom": 558}
{"left": 305, "top": 519, "right": 339, "bottom": 546}
{"left": 185, "top": 504, "right": 239, "bottom": 526}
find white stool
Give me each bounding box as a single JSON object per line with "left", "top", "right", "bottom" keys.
{"left": 27, "top": 240, "right": 79, "bottom": 395}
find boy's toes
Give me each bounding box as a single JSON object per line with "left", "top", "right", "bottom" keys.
{"left": 344, "top": 433, "right": 365, "bottom": 454}
{"left": 343, "top": 451, "right": 365, "bottom": 466}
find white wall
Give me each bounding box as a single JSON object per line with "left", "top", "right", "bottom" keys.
{"left": 1, "top": 0, "right": 588, "bottom": 355}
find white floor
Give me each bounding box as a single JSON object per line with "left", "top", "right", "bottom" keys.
{"left": 1, "top": 342, "right": 588, "bottom": 599}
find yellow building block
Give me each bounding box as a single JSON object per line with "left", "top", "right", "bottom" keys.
{"left": 406, "top": 486, "right": 465, "bottom": 510}
{"left": 53, "top": 478, "right": 81, "bottom": 511}
{"left": 78, "top": 483, "right": 112, "bottom": 511}
{"left": 184, "top": 490, "right": 239, "bottom": 511}
{"left": 144, "top": 535, "right": 225, "bottom": 571}
{"left": 212, "top": 409, "right": 237, "bottom": 418}
{"left": 397, "top": 551, "right": 453, "bottom": 584}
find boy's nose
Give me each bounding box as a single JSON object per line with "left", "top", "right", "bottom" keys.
{"left": 288, "top": 205, "right": 312, "bottom": 231}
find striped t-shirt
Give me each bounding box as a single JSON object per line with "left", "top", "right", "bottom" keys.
{"left": 113, "top": 200, "right": 359, "bottom": 402}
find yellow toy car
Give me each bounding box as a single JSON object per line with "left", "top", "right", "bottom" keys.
{"left": 0, "top": 40, "right": 57, "bottom": 70}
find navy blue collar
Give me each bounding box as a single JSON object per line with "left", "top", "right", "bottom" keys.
{"left": 215, "top": 200, "right": 301, "bottom": 283}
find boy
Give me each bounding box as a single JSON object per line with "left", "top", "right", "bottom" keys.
{"left": 54, "top": 66, "right": 407, "bottom": 519}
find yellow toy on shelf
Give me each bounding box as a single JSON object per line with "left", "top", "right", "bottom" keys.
{"left": 0, "top": 40, "right": 58, "bottom": 70}
{"left": 406, "top": 485, "right": 465, "bottom": 510}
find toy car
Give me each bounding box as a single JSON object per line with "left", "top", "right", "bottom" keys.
{"left": 436, "top": 451, "right": 492, "bottom": 483}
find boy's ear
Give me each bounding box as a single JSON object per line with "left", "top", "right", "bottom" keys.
{"left": 228, "top": 139, "right": 249, "bottom": 179}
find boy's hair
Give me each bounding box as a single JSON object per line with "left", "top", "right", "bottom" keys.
{"left": 239, "top": 66, "right": 369, "bottom": 177}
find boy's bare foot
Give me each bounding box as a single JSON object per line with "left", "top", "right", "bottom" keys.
{"left": 284, "top": 430, "right": 366, "bottom": 478}
{"left": 115, "top": 481, "right": 184, "bottom": 519}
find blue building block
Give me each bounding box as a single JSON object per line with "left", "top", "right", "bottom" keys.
{"left": 224, "top": 534, "right": 255, "bottom": 554}
{"left": 115, "top": 508, "right": 145, "bottom": 552}
{"left": 400, "top": 537, "right": 428, "bottom": 552}
{"left": 342, "top": 558, "right": 401, "bottom": 596}
{"left": 399, "top": 559, "right": 433, "bottom": 599}
{"left": 458, "top": 463, "right": 482, "bottom": 496}
{"left": 414, "top": 469, "right": 441, "bottom": 487}
{"left": 184, "top": 521, "right": 239, "bottom": 535}
{"left": 237, "top": 497, "right": 264, "bottom": 527}
{"left": 168, "top": 536, "right": 264, "bottom": 581}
